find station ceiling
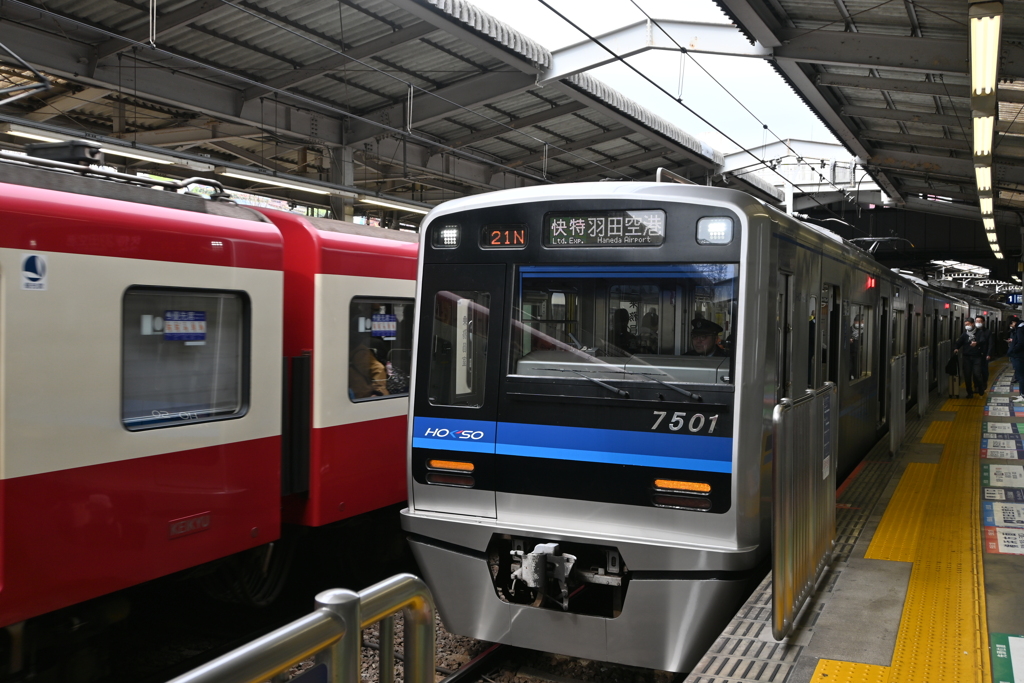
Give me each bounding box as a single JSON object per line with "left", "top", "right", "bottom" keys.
{"left": 0, "top": 0, "right": 1020, "bottom": 282}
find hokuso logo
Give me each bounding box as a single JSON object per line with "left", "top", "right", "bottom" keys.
{"left": 423, "top": 427, "right": 485, "bottom": 440}
{"left": 168, "top": 511, "right": 212, "bottom": 539}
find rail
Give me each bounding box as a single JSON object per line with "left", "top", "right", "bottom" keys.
{"left": 771, "top": 382, "right": 836, "bottom": 640}
{"left": 918, "top": 346, "right": 930, "bottom": 417}
{"left": 166, "top": 573, "right": 435, "bottom": 683}
{"left": 889, "top": 354, "right": 907, "bottom": 454}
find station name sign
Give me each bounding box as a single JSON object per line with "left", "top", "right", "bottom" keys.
{"left": 544, "top": 209, "right": 666, "bottom": 247}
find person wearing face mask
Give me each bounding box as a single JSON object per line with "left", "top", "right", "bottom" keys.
{"left": 974, "top": 315, "right": 994, "bottom": 388}
{"left": 954, "top": 319, "right": 991, "bottom": 399}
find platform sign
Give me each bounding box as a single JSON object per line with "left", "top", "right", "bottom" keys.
{"left": 985, "top": 487, "right": 1024, "bottom": 502}
{"left": 986, "top": 407, "right": 1013, "bottom": 416}
{"left": 988, "top": 397, "right": 1012, "bottom": 404}
{"left": 983, "top": 439, "right": 1024, "bottom": 449}
{"left": 983, "top": 421, "right": 1024, "bottom": 432}
{"left": 983, "top": 464, "right": 1024, "bottom": 487}
{"left": 984, "top": 501, "right": 1024, "bottom": 528}
{"left": 371, "top": 313, "right": 398, "bottom": 338}
{"left": 985, "top": 528, "right": 1024, "bottom": 555}
{"left": 992, "top": 633, "right": 1024, "bottom": 683}
{"left": 983, "top": 449, "right": 1024, "bottom": 460}
{"left": 164, "top": 310, "right": 207, "bottom": 342}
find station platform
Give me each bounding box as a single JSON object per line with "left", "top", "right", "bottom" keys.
{"left": 682, "top": 362, "right": 1024, "bottom": 683}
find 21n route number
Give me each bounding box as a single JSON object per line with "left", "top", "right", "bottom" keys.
{"left": 652, "top": 411, "right": 719, "bottom": 434}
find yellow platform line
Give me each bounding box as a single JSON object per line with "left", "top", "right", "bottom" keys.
{"left": 812, "top": 396, "right": 991, "bottom": 683}
{"left": 864, "top": 462, "right": 937, "bottom": 562}
{"left": 922, "top": 420, "right": 952, "bottom": 444}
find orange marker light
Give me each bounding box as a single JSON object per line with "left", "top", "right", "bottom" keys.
{"left": 654, "top": 479, "right": 711, "bottom": 494}
{"left": 428, "top": 459, "right": 475, "bottom": 472}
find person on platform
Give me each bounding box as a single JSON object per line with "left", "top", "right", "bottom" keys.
{"left": 954, "top": 318, "right": 992, "bottom": 399}
{"left": 975, "top": 315, "right": 994, "bottom": 387}
{"left": 686, "top": 318, "right": 727, "bottom": 357}
{"left": 1009, "top": 317, "right": 1024, "bottom": 405}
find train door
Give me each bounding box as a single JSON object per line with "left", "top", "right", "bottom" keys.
{"left": 878, "top": 296, "right": 889, "bottom": 426}
{"left": 777, "top": 273, "right": 793, "bottom": 400}
{"left": 906, "top": 304, "right": 915, "bottom": 401}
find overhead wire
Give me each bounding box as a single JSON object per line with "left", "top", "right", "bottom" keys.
{"left": 629, "top": 0, "right": 859, "bottom": 203}
{"left": 535, "top": 0, "right": 857, "bottom": 225}
{"left": 212, "top": 0, "right": 635, "bottom": 181}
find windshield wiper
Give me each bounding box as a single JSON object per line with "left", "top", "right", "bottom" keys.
{"left": 630, "top": 372, "right": 703, "bottom": 402}
{"left": 569, "top": 370, "right": 630, "bottom": 398}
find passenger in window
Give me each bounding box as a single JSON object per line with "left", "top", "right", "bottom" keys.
{"left": 350, "top": 331, "right": 390, "bottom": 399}
{"left": 955, "top": 319, "right": 992, "bottom": 399}
{"left": 639, "top": 307, "right": 659, "bottom": 353}
{"left": 686, "top": 318, "right": 726, "bottom": 357}
{"left": 610, "top": 308, "right": 639, "bottom": 356}
{"left": 849, "top": 314, "right": 863, "bottom": 379}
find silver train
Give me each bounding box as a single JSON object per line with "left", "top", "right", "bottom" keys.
{"left": 401, "top": 183, "right": 979, "bottom": 672}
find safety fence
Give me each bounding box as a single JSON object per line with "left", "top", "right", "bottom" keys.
{"left": 918, "top": 346, "right": 930, "bottom": 418}
{"left": 167, "top": 573, "right": 435, "bottom": 683}
{"left": 771, "top": 383, "right": 836, "bottom": 640}
{"left": 890, "top": 354, "right": 907, "bottom": 454}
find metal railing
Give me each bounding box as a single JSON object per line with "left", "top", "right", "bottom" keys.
{"left": 889, "top": 354, "right": 907, "bottom": 454}
{"left": 771, "top": 383, "right": 836, "bottom": 640}
{"left": 918, "top": 346, "right": 930, "bottom": 417}
{"left": 167, "top": 573, "right": 435, "bottom": 683}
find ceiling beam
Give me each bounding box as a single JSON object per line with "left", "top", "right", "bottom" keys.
{"left": 841, "top": 105, "right": 967, "bottom": 129}
{"left": 242, "top": 22, "right": 436, "bottom": 102}
{"left": 557, "top": 149, "right": 670, "bottom": 182}
{"left": 23, "top": 86, "right": 109, "bottom": 121}
{"left": 120, "top": 122, "right": 264, "bottom": 146}
{"left": 816, "top": 73, "right": 1024, "bottom": 105}
{"left": 345, "top": 71, "right": 536, "bottom": 147}
{"left": 504, "top": 126, "right": 632, "bottom": 169}
{"left": 861, "top": 129, "right": 1024, "bottom": 159}
{"left": 93, "top": 0, "right": 224, "bottom": 61}
{"left": 443, "top": 102, "right": 586, "bottom": 149}
{"left": 210, "top": 140, "right": 290, "bottom": 172}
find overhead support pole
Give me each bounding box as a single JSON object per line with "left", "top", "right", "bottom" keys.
{"left": 241, "top": 22, "right": 435, "bottom": 102}
{"left": 92, "top": 0, "right": 224, "bottom": 63}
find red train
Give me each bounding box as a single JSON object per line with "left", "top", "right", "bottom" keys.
{"left": 0, "top": 150, "right": 417, "bottom": 676}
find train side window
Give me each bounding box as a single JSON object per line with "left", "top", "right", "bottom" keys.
{"left": 349, "top": 298, "right": 414, "bottom": 402}
{"left": 122, "top": 287, "right": 248, "bottom": 430}
{"left": 848, "top": 303, "right": 872, "bottom": 381}
{"left": 428, "top": 291, "right": 490, "bottom": 407}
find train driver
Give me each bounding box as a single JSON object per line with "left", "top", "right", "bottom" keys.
{"left": 685, "top": 318, "right": 726, "bottom": 357}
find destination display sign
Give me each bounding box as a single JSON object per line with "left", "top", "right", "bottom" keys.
{"left": 544, "top": 209, "right": 666, "bottom": 247}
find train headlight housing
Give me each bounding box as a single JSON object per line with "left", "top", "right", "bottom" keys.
{"left": 432, "top": 224, "right": 461, "bottom": 249}
{"left": 696, "top": 217, "right": 734, "bottom": 245}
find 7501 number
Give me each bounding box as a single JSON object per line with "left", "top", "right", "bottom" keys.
{"left": 652, "top": 411, "right": 719, "bottom": 433}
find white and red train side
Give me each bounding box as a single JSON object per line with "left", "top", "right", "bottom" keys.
{"left": 0, "top": 156, "right": 416, "bottom": 674}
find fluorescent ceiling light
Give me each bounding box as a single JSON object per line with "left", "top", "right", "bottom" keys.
{"left": 987, "top": 232, "right": 998, "bottom": 243}
{"left": 359, "top": 196, "right": 431, "bottom": 215}
{"left": 994, "top": 251, "right": 1004, "bottom": 259}
{"left": 217, "top": 168, "right": 330, "bottom": 195}
{"left": 974, "top": 116, "right": 994, "bottom": 156}
{"left": 984, "top": 217, "right": 996, "bottom": 230}
{"left": 971, "top": 14, "right": 1001, "bottom": 96}
{"left": 976, "top": 166, "right": 992, "bottom": 192}
{"left": 980, "top": 197, "right": 994, "bottom": 214}
{"left": 99, "top": 147, "right": 172, "bottom": 165}
{"left": 5, "top": 129, "right": 62, "bottom": 143}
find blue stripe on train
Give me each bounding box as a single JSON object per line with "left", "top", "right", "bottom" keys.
{"left": 495, "top": 422, "right": 733, "bottom": 473}
{"left": 412, "top": 417, "right": 734, "bottom": 473}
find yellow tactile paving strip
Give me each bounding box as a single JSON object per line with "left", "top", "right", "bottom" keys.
{"left": 814, "top": 398, "right": 991, "bottom": 682}
{"left": 921, "top": 420, "right": 952, "bottom": 444}
{"left": 863, "top": 462, "right": 936, "bottom": 562}
{"left": 810, "top": 659, "right": 889, "bottom": 682}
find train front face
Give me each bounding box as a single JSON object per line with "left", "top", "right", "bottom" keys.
{"left": 403, "top": 184, "right": 768, "bottom": 672}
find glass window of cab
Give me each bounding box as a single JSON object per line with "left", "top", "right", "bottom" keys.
{"left": 510, "top": 264, "right": 737, "bottom": 387}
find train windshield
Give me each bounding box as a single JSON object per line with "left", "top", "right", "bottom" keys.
{"left": 510, "top": 264, "right": 738, "bottom": 386}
